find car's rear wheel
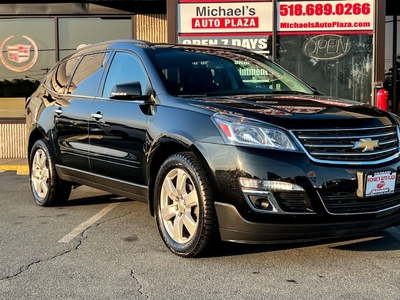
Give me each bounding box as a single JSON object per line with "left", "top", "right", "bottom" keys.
{"left": 154, "top": 152, "right": 217, "bottom": 257}
{"left": 29, "top": 139, "right": 71, "bottom": 206}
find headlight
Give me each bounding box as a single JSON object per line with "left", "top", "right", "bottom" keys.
{"left": 397, "top": 125, "right": 400, "bottom": 149}
{"left": 212, "top": 113, "right": 297, "bottom": 150}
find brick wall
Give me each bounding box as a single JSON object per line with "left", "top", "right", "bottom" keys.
{"left": 134, "top": 14, "right": 167, "bottom": 42}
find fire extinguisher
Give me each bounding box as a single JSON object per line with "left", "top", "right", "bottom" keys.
{"left": 376, "top": 88, "right": 389, "bottom": 111}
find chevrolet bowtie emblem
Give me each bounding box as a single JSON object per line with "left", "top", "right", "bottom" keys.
{"left": 352, "top": 138, "right": 379, "bottom": 152}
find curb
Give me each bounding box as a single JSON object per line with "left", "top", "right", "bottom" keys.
{"left": 0, "top": 165, "right": 29, "bottom": 175}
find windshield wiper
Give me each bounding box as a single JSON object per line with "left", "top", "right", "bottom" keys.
{"left": 268, "top": 90, "right": 311, "bottom": 95}
{"left": 179, "top": 91, "right": 230, "bottom": 97}
{"left": 179, "top": 94, "right": 208, "bottom": 97}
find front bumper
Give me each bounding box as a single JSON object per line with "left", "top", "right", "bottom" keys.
{"left": 197, "top": 141, "right": 400, "bottom": 242}
{"left": 215, "top": 202, "right": 400, "bottom": 243}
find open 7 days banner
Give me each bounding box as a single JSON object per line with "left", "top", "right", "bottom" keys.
{"left": 277, "top": 0, "right": 374, "bottom": 34}
{"left": 177, "top": 0, "right": 273, "bottom": 54}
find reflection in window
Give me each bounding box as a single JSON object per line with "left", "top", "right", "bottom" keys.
{"left": 58, "top": 18, "right": 132, "bottom": 60}
{"left": 151, "top": 49, "right": 314, "bottom": 96}
{"left": 0, "top": 18, "right": 54, "bottom": 119}
{"left": 277, "top": 34, "right": 373, "bottom": 103}
{"left": 68, "top": 52, "right": 111, "bottom": 96}
{"left": 44, "top": 57, "right": 80, "bottom": 94}
{"left": 103, "top": 52, "right": 149, "bottom": 98}
{"left": 0, "top": 18, "right": 55, "bottom": 100}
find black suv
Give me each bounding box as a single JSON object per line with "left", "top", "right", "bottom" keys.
{"left": 26, "top": 39, "right": 400, "bottom": 257}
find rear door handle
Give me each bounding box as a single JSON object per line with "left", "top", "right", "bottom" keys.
{"left": 54, "top": 108, "right": 63, "bottom": 115}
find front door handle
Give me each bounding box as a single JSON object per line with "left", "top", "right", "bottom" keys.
{"left": 90, "top": 112, "right": 103, "bottom": 120}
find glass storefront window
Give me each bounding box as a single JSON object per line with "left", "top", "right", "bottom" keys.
{"left": 277, "top": 34, "right": 373, "bottom": 104}
{"left": 0, "top": 17, "right": 133, "bottom": 118}
{"left": 58, "top": 18, "right": 132, "bottom": 59}
{"left": 0, "top": 18, "right": 55, "bottom": 118}
{"left": 384, "top": 16, "right": 400, "bottom": 107}
{"left": 384, "top": 16, "right": 400, "bottom": 73}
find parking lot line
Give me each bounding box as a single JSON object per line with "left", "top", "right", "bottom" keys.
{"left": 58, "top": 203, "right": 120, "bottom": 243}
{"left": 0, "top": 165, "right": 29, "bottom": 175}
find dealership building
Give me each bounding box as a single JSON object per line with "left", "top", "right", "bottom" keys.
{"left": 0, "top": 0, "right": 399, "bottom": 158}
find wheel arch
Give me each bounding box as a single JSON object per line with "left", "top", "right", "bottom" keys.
{"left": 27, "top": 127, "right": 49, "bottom": 160}
{"left": 147, "top": 138, "right": 217, "bottom": 217}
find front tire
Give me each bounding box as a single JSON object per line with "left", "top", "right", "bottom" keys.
{"left": 29, "top": 139, "right": 71, "bottom": 206}
{"left": 154, "top": 152, "right": 217, "bottom": 257}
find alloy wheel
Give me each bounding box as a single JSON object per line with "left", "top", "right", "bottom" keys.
{"left": 31, "top": 148, "right": 50, "bottom": 199}
{"left": 159, "top": 168, "right": 200, "bottom": 244}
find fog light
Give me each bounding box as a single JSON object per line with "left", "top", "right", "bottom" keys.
{"left": 254, "top": 198, "right": 271, "bottom": 210}
{"left": 248, "top": 195, "right": 275, "bottom": 211}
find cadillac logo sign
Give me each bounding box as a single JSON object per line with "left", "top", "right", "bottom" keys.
{"left": 0, "top": 35, "right": 38, "bottom": 72}
{"left": 8, "top": 44, "right": 31, "bottom": 63}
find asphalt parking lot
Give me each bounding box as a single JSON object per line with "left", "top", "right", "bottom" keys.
{"left": 1, "top": 170, "right": 400, "bottom": 300}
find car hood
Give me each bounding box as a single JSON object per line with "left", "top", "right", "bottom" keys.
{"left": 185, "top": 94, "right": 398, "bottom": 129}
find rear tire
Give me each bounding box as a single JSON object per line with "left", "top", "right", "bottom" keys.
{"left": 29, "top": 139, "right": 71, "bottom": 206}
{"left": 154, "top": 152, "right": 217, "bottom": 257}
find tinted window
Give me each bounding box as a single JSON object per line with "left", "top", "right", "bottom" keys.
{"left": 102, "top": 52, "right": 149, "bottom": 98}
{"left": 44, "top": 56, "right": 80, "bottom": 94}
{"left": 67, "top": 52, "right": 110, "bottom": 96}
{"left": 149, "top": 49, "right": 315, "bottom": 96}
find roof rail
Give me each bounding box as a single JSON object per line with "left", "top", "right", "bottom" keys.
{"left": 163, "top": 42, "right": 251, "bottom": 52}
{"left": 130, "top": 39, "right": 155, "bottom": 47}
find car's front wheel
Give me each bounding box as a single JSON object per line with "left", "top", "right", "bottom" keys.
{"left": 29, "top": 139, "right": 71, "bottom": 206}
{"left": 154, "top": 152, "right": 217, "bottom": 257}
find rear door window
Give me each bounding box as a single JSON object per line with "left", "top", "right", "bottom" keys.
{"left": 67, "top": 52, "right": 111, "bottom": 97}
{"left": 43, "top": 56, "right": 80, "bottom": 94}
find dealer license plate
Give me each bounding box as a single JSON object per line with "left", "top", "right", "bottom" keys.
{"left": 364, "top": 170, "right": 396, "bottom": 197}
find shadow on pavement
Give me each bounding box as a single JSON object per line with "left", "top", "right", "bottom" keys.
{"left": 204, "top": 230, "right": 400, "bottom": 258}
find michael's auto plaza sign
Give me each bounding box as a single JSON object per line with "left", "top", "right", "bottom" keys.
{"left": 177, "top": 0, "right": 373, "bottom": 55}
{"left": 177, "top": 0, "right": 273, "bottom": 54}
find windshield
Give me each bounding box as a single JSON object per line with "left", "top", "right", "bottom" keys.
{"left": 148, "top": 47, "right": 316, "bottom": 96}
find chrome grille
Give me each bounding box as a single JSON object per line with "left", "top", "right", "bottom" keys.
{"left": 318, "top": 189, "right": 400, "bottom": 214}
{"left": 292, "top": 126, "right": 399, "bottom": 163}
{"left": 274, "top": 192, "right": 313, "bottom": 213}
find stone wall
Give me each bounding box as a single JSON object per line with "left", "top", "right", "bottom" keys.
{"left": 0, "top": 122, "right": 27, "bottom": 159}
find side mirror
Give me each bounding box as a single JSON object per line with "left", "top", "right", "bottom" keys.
{"left": 310, "top": 86, "right": 323, "bottom": 95}
{"left": 109, "top": 81, "right": 151, "bottom": 101}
